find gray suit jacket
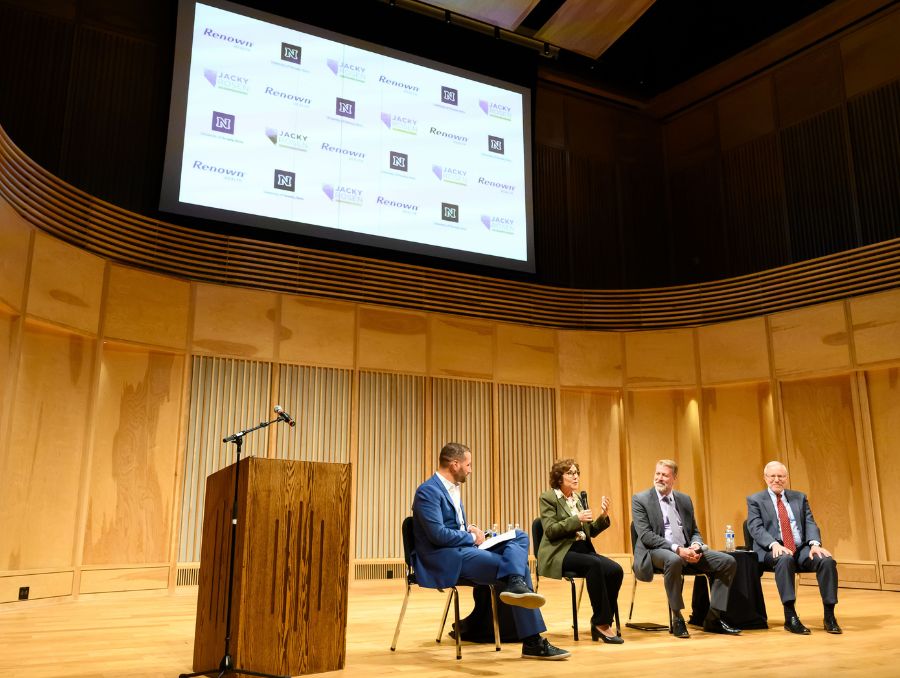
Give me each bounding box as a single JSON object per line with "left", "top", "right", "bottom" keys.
{"left": 631, "top": 487, "right": 704, "bottom": 582}
{"left": 746, "top": 489, "right": 821, "bottom": 563}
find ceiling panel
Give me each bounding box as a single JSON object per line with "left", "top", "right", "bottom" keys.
{"left": 424, "top": 0, "right": 542, "bottom": 31}
{"left": 535, "top": 0, "right": 656, "bottom": 59}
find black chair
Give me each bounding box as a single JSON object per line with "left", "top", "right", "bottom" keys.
{"left": 390, "top": 516, "right": 501, "bottom": 659}
{"left": 627, "top": 521, "right": 708, "bottom": 632}
{"left": 532, "top": 517, "right": 620, "bottom": 640}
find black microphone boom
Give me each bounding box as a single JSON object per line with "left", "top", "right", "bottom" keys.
{"left": 274, "top": 405, "right": 296, "bottom": 427}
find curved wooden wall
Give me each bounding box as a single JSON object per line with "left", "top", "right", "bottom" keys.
{"left": 2, "top": 124, "right": 900, "bottom": 330}
{"left": 2, "top": 128, "right": 900, "bottom": 604}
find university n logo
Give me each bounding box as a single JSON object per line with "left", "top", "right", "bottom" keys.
{"left": 212, "top": 111, "right": 235, "bottom": 134}
{"left": 389, "top": 151, "right": 408, "bottom": 171}
{"left": 488, "top": 135, "right": 504, "bottom": 154}
{"left": 441, "top": 202, "right": 459, "bottom": 223}
{"left": 281, "top": 42, "right": 302, "bottom": 64}
{"left": 336, "top": 98, "right": 355, "bottom": 119}
{"left": 274, "top": 169, "right": 296, "bottom": 191}
{"left": 441, "top": 86, "right": 458, "bottom": 105}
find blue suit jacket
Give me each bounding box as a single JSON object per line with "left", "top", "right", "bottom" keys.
{"left": 746, "top": 489, "right": 821, "bottom": 563}
{"left": 411, "top": 474, "right": 475, "bottom": 588}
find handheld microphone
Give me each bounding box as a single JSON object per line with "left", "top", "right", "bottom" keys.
{"left": 580, "top": 490, "right": 589, "bottom": 509}
{"left": 274, "top": 405, "right": 296, "bottom": 427}
{"left": 692, "top": 544, "right": 709, "bottom": 554}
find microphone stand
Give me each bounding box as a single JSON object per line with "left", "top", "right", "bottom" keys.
{"left": 180, "top": 416, "right": 289, "bottom": 678}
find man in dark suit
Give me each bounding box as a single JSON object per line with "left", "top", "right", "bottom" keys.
{"left": 746, "top": 461, "right": 840, "bottom": 635}
{"left": 412, "top": 442, "right": 570, "bottom": 660}
{"left": 632, "top": 459, "right": 740, "bottom": 639}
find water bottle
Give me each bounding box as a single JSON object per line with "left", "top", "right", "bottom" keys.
{"left": 491, "top": 523, "right": 499, "bottom": 538}
{"left": 725, "top": 524, "right": 735, "bottom": 552}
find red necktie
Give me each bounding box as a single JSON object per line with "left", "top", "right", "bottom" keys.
{"left": 776, "top": 493, "right": 796, "bottom": 553}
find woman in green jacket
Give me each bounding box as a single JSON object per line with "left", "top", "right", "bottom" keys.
{"left": 538, "top": 458, "right": 624, "bottom": 644}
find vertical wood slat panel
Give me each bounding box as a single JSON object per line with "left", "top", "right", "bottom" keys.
{"left": 721, "top": 134, "right": 790, "bottom": 274}
{"left": 847, "top": 80, "right": 900, "bottom": 246}
{"left": 178, "top": 356, "right": 271, "bottom": 562}
{"left": 355, "top": 372, "right": 424, "bottom": 560}
{"left": 274, "top": 365, "right": 351, "bottom": 463}
{"left": 498, "top": 384, "right": 556, "bottom": 532}
{"left": 781, "top": 108, "right": 858, "bottom": 261}
{"left": 533, "top": 144, "right": 570, "bottom": 286}
{"left": 431, "top": 379, "right": 493, "bottom": 529}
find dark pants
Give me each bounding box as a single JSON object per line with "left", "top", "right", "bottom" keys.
{"left": 561, "top": 546, "right": 623, "bottom": 626}
{"left": 764, "top": 548, "right": 838, "bottom": 607}
{"left": 650, "top": 548, "right": 736, "bottom": 613}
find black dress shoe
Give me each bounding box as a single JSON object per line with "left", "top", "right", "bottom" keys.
{"left": 703, "top": 618, "right": 741, "bottom": 635}
{"left": 784, "top": 616, "right": 811, "bottom": 635}
{"left": 824, "top": 618, "right": 843, "bottom": 634}
{"left": 671, "top": 617, "right": 690, "bottom": 639}
{"left": 591, "top": 625, "right": 625, "bottom": 644}
{"left": 521, "top": 637, "right": 571, "bottom": 660}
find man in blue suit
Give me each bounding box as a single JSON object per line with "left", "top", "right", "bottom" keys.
{"left": 746, "top": 461, "right": 840, "bottom": 635}
{"left": 412, "top": 442, "right": 570, "bottom": 660}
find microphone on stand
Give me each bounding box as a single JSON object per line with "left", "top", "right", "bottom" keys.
{"left": 274, "top": 405, "right": 296, "bottom": 427}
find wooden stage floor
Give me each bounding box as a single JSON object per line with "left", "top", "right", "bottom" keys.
{"left": 1, "top": 577, "right": 898, "bottom": 677}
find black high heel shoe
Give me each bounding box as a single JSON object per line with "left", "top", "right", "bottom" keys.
{"left": 591, "top": 625, "right": 625, "bottom": 644}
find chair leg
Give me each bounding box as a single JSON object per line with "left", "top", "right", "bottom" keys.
{"left": 453, "top": 588, "right": 462, "bottom": 660}
{"left": 436, "top": 589, "right": 453, "bottom": 643}
{"left": 614, "top": 606, "right": 621, "bottom": 637}
{"left": 627, "top": 576, "right": 638, "bottom": 622}
{"left": 568, "top": 577, "right": 579, "bottom": 640}
{"left": 390, "top": 583, "right": 412, "bottom": 651}
{"left": 488, "top": 585, "right": 501, "bottom": 652}
{"left": 576, "top": 578, "right": 585, "bottom": 612}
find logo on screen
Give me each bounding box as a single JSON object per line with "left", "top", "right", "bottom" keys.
{"left": 274, "top": 169, "right": 295, "bottom": 191}
{"left": 481, "top": 214, "right": 515, "bottom": 233}
{"left": 380, "top": 112, "right": 418, "bottom": 135}
{"left": 488, "top": 136, "right": 505, "bottom": 154}
{"left": 479, "top": 100, "right": 512, "bottom": 120}
{"left": 203, "top": 69, "right": 249, "bottom": 94}
{"left": 202, "top": 28, "right": 253, "bottom": 49}
{"left": 377, "top": 195, "right": 419, "bottom": 213}
{"left": 281, "top": 42, "right": 302, "bottom": 64}
{"left": 389, "top": 152, "right": 408, "bottom": 172}
{"left": 336, "top": 98, "right": 356, "bottom": 119}
{"left": 211, "top": 111, "right": 235, "bottom": 134}
{"left": 323, "top": 184, "right": 363, "bottom": 205}
{"left": 432, "top": 165, "right": 467, "bottom": 186}
{"left": 441, "top": 203, "right": 459, "bottom": 223}
{"left": 478, "top": 176, "right": 515, "bottom": 194}
{"left": 441, "top": 86, "right": 458, "bottom": 106}
{"left": 265, "top": 127, "right": 309, "bottom": 151}
{"left": 327, "top": 58, "right": 366, "bottom": 82}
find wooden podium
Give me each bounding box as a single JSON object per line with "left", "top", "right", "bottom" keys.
{"left": 192, "top": 458, "right": 351, "bottom": 676}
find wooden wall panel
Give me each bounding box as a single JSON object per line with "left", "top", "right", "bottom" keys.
{"left": 626, "top": 389, "right": 705, "bottom": 532}
{"left": 356, "top": 307, "right": 427, "bottom": 374}
{"left": 850, "top": 289, "right": 900, "bottom": 365}
{"left": 26, "top": 233, "right": 104, "bottom": 334}
{"left": 718, "top": 77, "right": 776, "bottom": 151}
{"left": 702, "top": 384, "right": 777, "bottom": 550}
{"left": 431, "top": 379, "right": 493, "bottom": 529}
{"left": 769, "top": 302, "right": 852, "bottom": 376}
{"left": 82, "top": 347, "right": 184, "bottom": 565}
{"left": 0, "top": 198, "right": 31, "bottom": 311}
{"left": 774, "top": 44, "right": 845, "bottom": 128}
{"left": 534, "top": 85, "right": 566, "bottom": 148}
{"left": 841, "top": 9, "right": 900, "bottom": 98}
{"left": 0, "top": 311, "right": 17, "bottom": 446}
{"left": 0, "top": 570, "right": 72, "bottom": 603}
{"left": 781, "top": 376, "right": 875, "bottom": 562}
{"left": 697, "top": 317, "right": 770, "bottom": 385}
{"left": 625, "top": 329, "right": 696, "bottom": 387}
{"left": 0, "top": 324, "right": 94, "bottom": 569}
{"left": 279, "top": 296, "right": 355, "bottom": 368}
{"left": 192, "top": 284, "right": 278, "bottom": 361}
{"left": 495, "top": 324, "right": 556, "bottom": 385}
{"left": 103, "top": 266, "right": 189, "bottom": 350}
{"left": 498, "top": 385, "right": 555, "bottom": 532}
{"left": 557, "top": 330, "right": 622, "bottom": 388}
{"left": 355, "top": 372, "right": 424, "bottom": 560}
{"left": 846, "top": 80, "right": 900, "bottom": 246}
{"left": 559, "top": 390, "right": 624, "bottom": 552}
{"left": 79, "top": 565, "right": 168, "bottom": 594}
{"left": 864, "top": 368, "right": 900, "bottom": 562}
{"left": 780, "top": 108, "right": 858, "bottom": 261}
{"left": 274, "top": 364, "right": 351, "bottom": 463}
{"left": 429, "top": 316, "right": 494, "bottom": 380}
{"left": 177, "top": 356, "right": 271, "bottom": 563}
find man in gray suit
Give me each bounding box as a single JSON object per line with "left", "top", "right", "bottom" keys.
{"left": 746, "top": 461, "right": 840, "bottom": 635}
{"left": 632, "top": 459, "right": 739, "bottom": 638}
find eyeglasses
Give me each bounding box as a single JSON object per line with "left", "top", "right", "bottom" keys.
{"left": 563, "top": 471, "right": 580, "bottom": 477}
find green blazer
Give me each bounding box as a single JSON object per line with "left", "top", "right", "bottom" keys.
{"left": 537, "top": 489, "right": 610, "bottom": 579}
